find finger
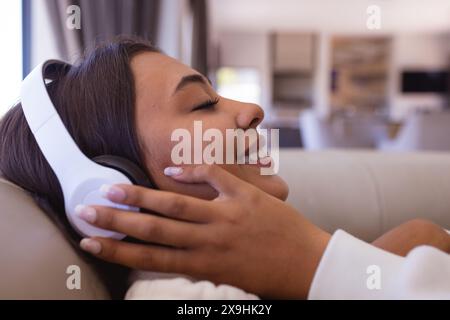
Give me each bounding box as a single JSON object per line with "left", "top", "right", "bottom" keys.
{"left": 80, "top": 237, "right": 190, "bottom": 273}
{"left": 164, "top": 164, "right": 248, "bottom": 196}
{"left": 78, "top": 205, "right": 206, "bottom": 248}
{"left": 100, "top": 184, "right": 217, "bottom": 222}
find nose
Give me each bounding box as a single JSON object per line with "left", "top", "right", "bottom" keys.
{"left": 236, "top": 102, "right": 264, "bottom": 130}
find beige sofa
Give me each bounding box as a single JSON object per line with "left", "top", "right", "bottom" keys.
{"left": 1, "top": 149, "right": 450, "bottom": 299}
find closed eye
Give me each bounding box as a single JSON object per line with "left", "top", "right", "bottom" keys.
{"left": 192, "top": 97, "right": 220, "bottom": 111}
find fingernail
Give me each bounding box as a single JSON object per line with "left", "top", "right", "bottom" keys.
{"left": 80, "top": 238, "right": 102, "bottom": 254}
{"left": 100, "top": 184, "right": 126, "bottom": 202}
{"left": 75, "top": 204, "right": 97, "bottom": 223}
{"left": 164, "top": 167, "right": 183, "bottom": 176}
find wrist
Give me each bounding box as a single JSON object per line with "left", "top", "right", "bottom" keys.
{"left": 302, "top": 228, "right": 332, "bottom": 299}
{"left": 282, "top": 226, "right": 331, "bottom": 299}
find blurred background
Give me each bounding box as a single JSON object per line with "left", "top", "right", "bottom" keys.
{"left": 1, "top": 0, "right": 450, "bottom": 151}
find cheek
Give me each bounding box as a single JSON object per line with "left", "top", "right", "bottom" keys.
{"left": 137, "top": 113, "right": 236, "bottom": 199}
{"left": 137, "top": 120, "right": 174, "bottom": 188}
{"left": 140, "top": 125, "right": 220, "bottom": 200}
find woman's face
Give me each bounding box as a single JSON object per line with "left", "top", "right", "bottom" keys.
{"left": 132, "top": 52, "right": 288, "bottom": 201}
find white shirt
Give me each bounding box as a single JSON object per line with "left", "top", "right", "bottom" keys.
{"left": 308, "top": 229, "right": 450, "bottom": 299}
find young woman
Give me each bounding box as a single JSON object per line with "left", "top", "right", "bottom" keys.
{"left": 1, "top": 37, "right": 449, "bottom": 299}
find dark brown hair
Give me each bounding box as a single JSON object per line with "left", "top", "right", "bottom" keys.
{"left": 0, "top": 36, "right": 159, "bottom": 299}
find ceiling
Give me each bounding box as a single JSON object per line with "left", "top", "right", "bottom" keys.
{"left": 210, "top": 0, "right": 450, "bottom": 34}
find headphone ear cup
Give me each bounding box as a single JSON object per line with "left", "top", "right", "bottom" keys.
{"left": 92, "top": 155, "right": 155, "bottom": 189}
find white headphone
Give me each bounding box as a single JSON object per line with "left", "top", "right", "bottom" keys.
{"left": 20, "top": 60, "right": 153, "bottom": 240}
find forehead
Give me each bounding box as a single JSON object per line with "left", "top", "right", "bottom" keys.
{"left": 130, "top": 52, "right": 195, "bottom": 99}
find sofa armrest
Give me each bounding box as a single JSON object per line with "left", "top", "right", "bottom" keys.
{"left": 0, "top": 178, "right": 111, "bottom": 299}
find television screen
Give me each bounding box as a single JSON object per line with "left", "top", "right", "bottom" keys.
{"left": 401, "top": 71, "right": 449, "bottom": 93}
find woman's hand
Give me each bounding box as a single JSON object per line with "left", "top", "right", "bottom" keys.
{"left": 77, "top": 165, "right": 331, "bottom": 299}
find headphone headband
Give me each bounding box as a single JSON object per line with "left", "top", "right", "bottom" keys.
{"left": 20, "top": 60, "right": 94, "bottom": 187}
{"left": 20, "top": 60, "right": 138, "bottom": 239}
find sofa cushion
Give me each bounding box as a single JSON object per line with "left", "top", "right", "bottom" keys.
{"left": 0, "top": 177, "right": 110, "bottom": 299}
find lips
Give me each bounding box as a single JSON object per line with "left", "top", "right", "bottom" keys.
{"left": 238, "top": 134, "right": 272, "bottom": 168}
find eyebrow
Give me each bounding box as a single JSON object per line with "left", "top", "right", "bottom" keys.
{"left": 173, "top": 74, "right": 212, "bottom": 95}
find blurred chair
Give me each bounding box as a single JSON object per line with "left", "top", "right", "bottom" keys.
{"left": 379, "top": 111, "right": 450, "bottom": 152}
{"left": 299, "top": 110, "right": 387, "bottom": 150}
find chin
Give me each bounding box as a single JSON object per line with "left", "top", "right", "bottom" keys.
{"left": 159, "top": 164, "right": 289, "bottom": 202}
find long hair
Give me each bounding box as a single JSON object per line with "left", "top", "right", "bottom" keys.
{"left": 0, "top": 36, "right": 160, "bottom": 299}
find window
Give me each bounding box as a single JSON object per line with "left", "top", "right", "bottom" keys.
{"left": 216, "top": 67, "right": 261, "bottom": 105}
{"left": 0, "top": 1, "right": 22, "bottom": 115}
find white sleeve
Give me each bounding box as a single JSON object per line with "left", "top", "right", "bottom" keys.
{"left": 125, "top": 276, "right": 260, "bottom": 300}
{"left": 308, "top": 230, "right": 450, "bottom": 300}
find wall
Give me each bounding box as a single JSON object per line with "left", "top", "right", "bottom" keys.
{"left": 211, "top": 0, "right": 450, "bottom": 34}
{"left": 157, "top": 0, "right": 193, "bottom": 63}
{"left": 0, "top": 1, "right": 22, "bottom": 113}
{"left": 211, "top": 0, "right": 450, "bottom": 122}
{"left": 217, "top": 31, "right": 450, "bottom": 123}
{"left": 217, "top": 31, "right": 335, "bottom": 125}
{"left": 388, "top": 33, "right": 450, "bottom": 121}
{"left": 29, "top": 0, "right": 191, "bottom": 68}
{"left": 313, "top": 33, "right": 331, "bottom": 118}
{"left": 30, "top": 0, "right": 61, "bottom": 69}
{"left": 217, "top": 32, "right": 272, "bottom": 118}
